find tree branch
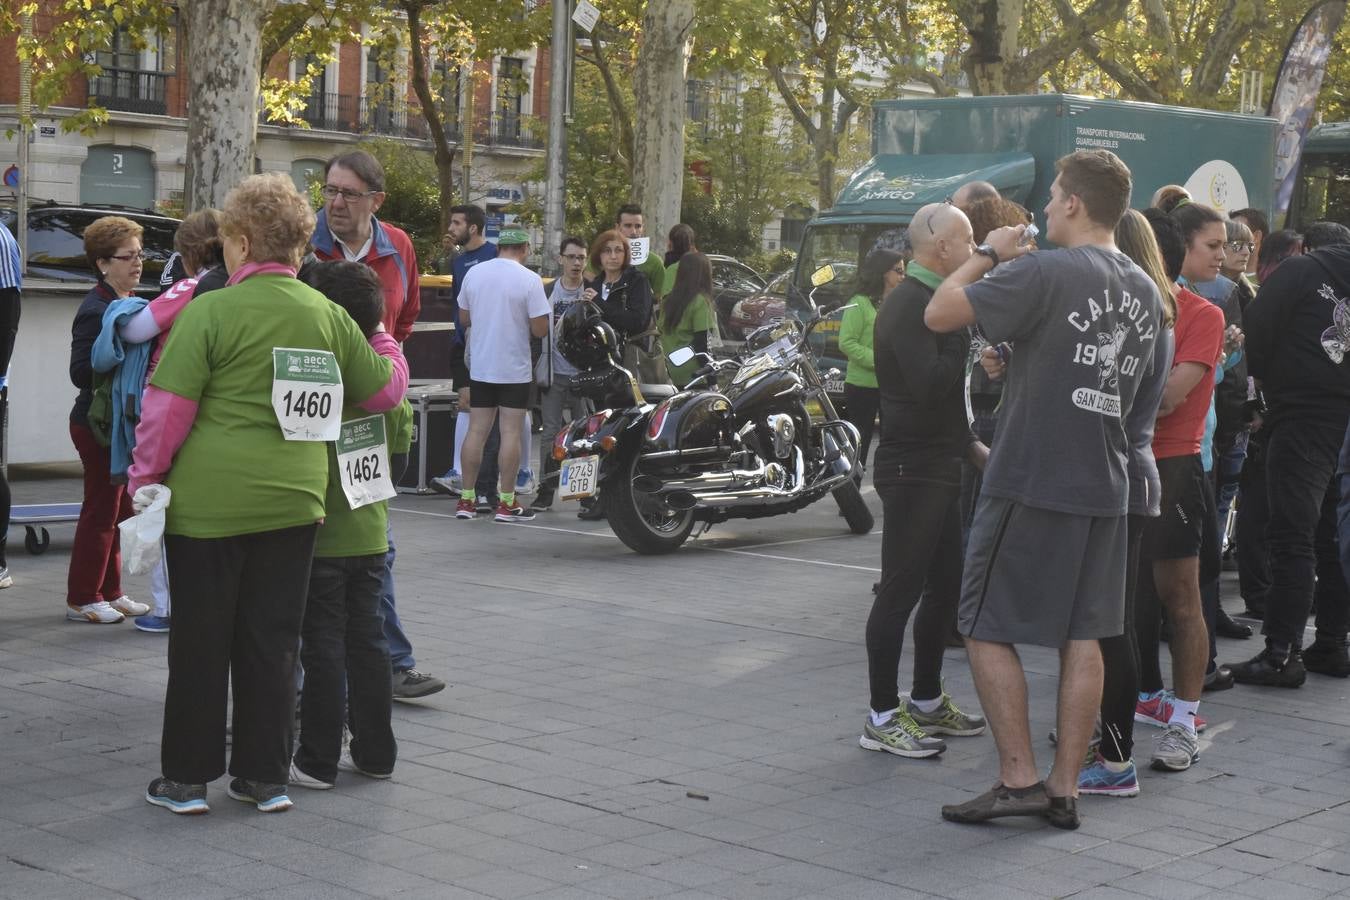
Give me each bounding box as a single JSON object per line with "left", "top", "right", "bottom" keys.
{"left": 1192, "top": 0, "right": 1259, "bottom": 98}
{"left": 767, "top": 61, "right": 819, "bottom": 141}
{"left": 585, "top": 31, "right": 635, "bottom": 173}
{"left": 1009, "top": 0, "right": 1131, "bottom": 91}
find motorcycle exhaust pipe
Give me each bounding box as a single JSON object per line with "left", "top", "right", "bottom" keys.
{"left": 665, "top": 490, "right": 698, "bottom": 510}
{"left": 633, "top": 475, "right": 664, "bottom": 494}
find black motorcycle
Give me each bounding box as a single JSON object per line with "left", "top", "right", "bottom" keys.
{"left": 550, "top": 269, "right": 874, "bottom": 554}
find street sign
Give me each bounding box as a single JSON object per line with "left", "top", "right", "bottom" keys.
{"left": 2, "top": 166, "right": 18, "bottom": 189}
{"left": 572, "top": 0, "right": 600, "bottom": 32}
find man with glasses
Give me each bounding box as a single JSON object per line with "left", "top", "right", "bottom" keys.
{"left": 311, "top": 150, "right": 420, "bottom": 342}
{"left": 310, "top": 151, "right": 444, "bottom": 702}
{"left": 531, "top": 237, "right": 593, "bottom": 512}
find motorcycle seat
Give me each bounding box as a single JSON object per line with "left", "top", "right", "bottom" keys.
{"left": 640, "top": 383, "right": 679, "bottom": 401}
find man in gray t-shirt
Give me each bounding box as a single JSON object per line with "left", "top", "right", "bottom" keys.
{"left": 924, "top": 150, "right": 1165, "bottom": 830}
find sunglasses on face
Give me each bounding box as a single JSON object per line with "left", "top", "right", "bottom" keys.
{"left": 1225, "top": 241, "right": 1254, "bottom": 252}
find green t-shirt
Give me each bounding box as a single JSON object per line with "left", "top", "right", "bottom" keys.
{"left": 150, "top": 275, "right": 394, "bottom": 539}
{"left": 839, "top": 293, "right": 879, "bottom": 388}
{"left": 659, "top": 293, "right": 716, "bottom": 387}
{"left": 314, "top": 400, "right": 412, "bottom": 558}
{"left": 638, "top": 252, "right": 667, "bottom": 300}
{"left": 663, "top": 259, "right": 681, "bottom": 297}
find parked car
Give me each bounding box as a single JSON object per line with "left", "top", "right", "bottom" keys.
{"left": 707, "top": 254, "right": 767, "bottom": 341}
{"left": 0, "top": 201, "right": 180, "bottom": 291}
{"left": 725, "top": 270, "right": 789, "bottom": 341}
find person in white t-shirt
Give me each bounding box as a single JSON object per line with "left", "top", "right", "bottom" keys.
{"left": 455, "top": 228, "right": 550, "bottom": 522}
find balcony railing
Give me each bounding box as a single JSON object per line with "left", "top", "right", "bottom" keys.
{"left": 481, "top": 113, "right": 543, "bottom": 150}
{"left": 88, "top": 67, "right": 169, "bottom": 115}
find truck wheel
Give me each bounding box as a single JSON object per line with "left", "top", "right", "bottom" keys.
{"left": 604, "top": 454, "right": 696, "bottom": 554}
{"left": 833, "top": 481, "right": 874, "bottom": 534}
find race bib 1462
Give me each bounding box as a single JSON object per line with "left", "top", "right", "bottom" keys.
{"left": 335, "top": 414, "right": 396, "bottom": 509}
{"left": 272, "top": 348, "right": 344, "bottom": 441}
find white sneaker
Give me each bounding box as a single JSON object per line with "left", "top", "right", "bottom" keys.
{"left": 288, "top": 762, "right": 334, "bottom": 790}
{"left": 430, "top": 471, "right": 462, "bottom": 496}
{"left": 0, "top": 567, "right": 12, "bottom": 589}
{"left": 338, "top": 751, "right": 391, "bottom": 780}
{"left": 516, "top": 469, "right": 537, "bottom": 495}
{"left": 67, "top": 601, "right": 125, "bottom": 624}
{"left": 109, "top": 596, "right": 151, "bottom": 617}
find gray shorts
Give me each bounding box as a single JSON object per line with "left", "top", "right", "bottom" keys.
{"left": 959, "top": 496, "right": 1127, "bottom": 646}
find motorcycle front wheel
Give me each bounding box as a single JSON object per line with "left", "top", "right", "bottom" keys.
{"left": 605, "top": 453, "right": 697, "bottom": 554}
{"left": 833, "top": 480, "right": 875, "bottom": 534}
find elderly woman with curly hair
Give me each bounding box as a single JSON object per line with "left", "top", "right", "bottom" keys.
{"left": 65, "top": 216, "right": 153, "bottom": 624}
{"left": 129, "top": 173, "right": 408, "bottom": 816}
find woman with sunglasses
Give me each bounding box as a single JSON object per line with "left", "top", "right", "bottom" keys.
{"left": 64, "top": 216, "right": 153, "bottom": 624}
{"left": 1221, "top": 220, "right": 1257, "bottom": 314}
{"left": 840, "top": 249, "right": 905, "bottom": 481}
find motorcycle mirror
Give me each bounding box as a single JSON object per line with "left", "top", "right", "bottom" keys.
{"left": 810, "top": 265, "right": 836, "bottom": 287}
{"left": 668, "top": 347, "right": 696, "bottom": 367}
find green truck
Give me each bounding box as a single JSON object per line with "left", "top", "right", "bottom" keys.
{"left": 1286, "top": 121, "right": 1350, "bottom": 229}
{"left": 790, "top": 93, "right": 1279, "bottom": 389}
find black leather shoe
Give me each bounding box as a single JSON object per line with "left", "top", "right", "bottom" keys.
{"left": 1302, "top": 640, "right": 1350, "bottom": 678}
{"left": 1230, "top": 647, "right": 1306, "bottom": 688}
{"left": 1216, "top": 609, "right": 1253, "bottom": 640}
{"left": 1203, "top": 665, "right": 1234, "bottom": 691}
{"left": 1238, "top": 606, "right": 1265, "bottom": 621}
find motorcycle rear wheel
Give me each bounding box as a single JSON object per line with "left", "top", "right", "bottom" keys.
{"left": 605, "top": 454, "right": 697, "bottom": 554}
{"left": 833, "top": 480, "right": 874, "bottom": 534}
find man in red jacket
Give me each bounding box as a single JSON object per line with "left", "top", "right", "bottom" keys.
{"left": 310, "top": 150, "right": 420, "bottom": 342}
{"left": 310, "top": 150, "right": 444, "bottom": 701}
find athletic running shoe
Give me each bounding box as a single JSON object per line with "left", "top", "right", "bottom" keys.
{"left": 858, "top": 710, "right": 946, "bottom": 758}
{"left": 529, "top": 493, "right": 554, "bottom": 513}
{"left": 227, "top": 777, "right": 292, "bottom": 812}
{"left": 338, "top": 751, "right": 392, "bottom": 780}
{"left": 495, "top": 502, "right": 536, "bottom": 523}
{"left": 109, "top": 596, "right": 151, "bottom": 617}
{"left": 0, "top": 566, "right": 12, "bottom": 589}
{"left": 391, "top": 668, "right": 445, "bottom": 700}
{"left": 455, "top": 499, "right": 477, "bottom": 519}
{"left": 516, "top": 468, "right": 537, "bottom": 495}
{"left": 1150, "top": 723, "right": 1200, "bottom": 772}
{"left": 904, "top": 693, "right": 986, "bottom": 736}
{"left": 1134, "top": 690, "right": 1207, "bottom": 732}
{"left": 1077, "top": 752, "right": 1140, "bottom": 797}
{"left": 133, "top": 614, "right": 171, "bottom": 634}
{"left": 66, "top": 601, "right": 125, "bottom": 624}
{"left": 145, "top": 777, "right": 209, "bottom": 814}
{"left": 288, "top": 762, "right": 334, "bottom": 790}
{"left": 430, "top": 470, "right": 462, "bottom": 496}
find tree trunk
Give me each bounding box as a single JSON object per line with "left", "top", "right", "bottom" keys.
{"left": 632, "top": 0, "right": 695, "bottom": 257}
{"left": 401, "top": 1, "right": 458, "bottom": 231}
{"left": 182, "top": 0, "right": 276, "bottom": 211}
{"left": 960, "top": 0, "right": 1024, "bottom": 95}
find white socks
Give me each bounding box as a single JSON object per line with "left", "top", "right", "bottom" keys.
{"left": 453, "top": 411, "right": 470, "bottom": 473}
{"left": 1169, "top": 697, "right": 1200, "bottom": 733}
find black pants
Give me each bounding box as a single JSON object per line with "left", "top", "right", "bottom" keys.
{"left": 843, "top": 384, "right": 880, "bottom": 469}
{"left": 0, "top": 389, "right": 9, "bottom": 568}
{"left": 1263, "top": 417, "right": 1350, "bottom": 648}
{"left": 161, "top": 523, "right": 317, "bottom": 785}
{"left": 1236, "top": 433, "right": 1271, "bottom": 613}
{"left": 866, "top": 479, "right": 962, "bottom": 711}
{"left": 1098, "top": 515, "right": 1144, "bottom": 762}
{"left": 297, "top": 554, "right": 397, "bottom": 782}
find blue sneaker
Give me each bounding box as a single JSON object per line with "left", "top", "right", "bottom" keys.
{"left": 430, "top": 470, "right": 462, "bottom": 496}
{"left": 516, "top": 468, "right": 537, "bottom": 494}
{"left": 1077, "top": 752, "right": 1140, "bottom": 797}
{"left": 134, "top": 614, "right": 171, "bottom": 634}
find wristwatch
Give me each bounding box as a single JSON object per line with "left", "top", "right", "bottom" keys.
{"left": 974, "top": 243, "right": 1000, "bottom": 267}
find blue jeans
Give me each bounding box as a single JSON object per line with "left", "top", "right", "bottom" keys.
{"left": 379, "top": 524, "right": 415, "bottom": 671}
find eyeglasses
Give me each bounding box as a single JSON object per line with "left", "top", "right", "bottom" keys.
{"left": 891, "top": 266, "right": 906, "bottom": 275}
{"left": 320, "top": 185, "right": 379, "bottom": 202}
{"left": 561, "top": 253, "right": 587, "bottom": 262}
{"left": 1225, "top": 241, "right": 1255, "bottom": 252}
{"left": 108, "top": 252, "right": 147, "bottom": 262}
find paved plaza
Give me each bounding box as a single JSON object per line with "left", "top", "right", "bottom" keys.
{"left": 3, "top": 470, "right": 1349, "bottom": 899}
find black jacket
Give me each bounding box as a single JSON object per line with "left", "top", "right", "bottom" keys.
{"left": 1245, "top": 245, "right": 1350, "bottom": 427}
{"left": 69, "top": 281, "right": 119, "bottom": 426}
{"left": 586, "top": 268, "right": 653, "bottom": 340}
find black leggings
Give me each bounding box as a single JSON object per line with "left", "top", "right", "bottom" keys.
{"left": 844, "top": 384, "right": 880, "bottom": 468}
{"left": 866, "top": 479, "right": 962, "bottom": 711}
{"left": 1099, "top": 514, "right": 1145, "bottom": 763}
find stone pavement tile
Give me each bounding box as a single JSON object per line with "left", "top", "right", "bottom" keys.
{"left": 393, "top": 850, "right": 497, "bottom": 883}
{"left": 513, "top": 823, "right": 615, "bottom": 854}
{"left": 1121, "top": 824, "right": 1225, "bottom": 856}
{"left": 268, "top": 846, "right": 446, "bottom": 895}
{"left": 633, "top": 858, "right": 735, "bottom": 889}
{"left": 126, "top": 875, "right": 243, "bottom": 900}
{"left": 817, "top": 880, "right": 937, "bottom": 900}
{"left": 1267, "top": 861, "right": 1350, "bottom": 894}
{"left": 1227, "top": 873, "right": 1344, "bottom": 900}
{"left": 198, "top": 861, "right": 315, "bottom": 894}
{"left": 452, "top": 869, "right": 570, "bottom": 899}
{"left": 1189, "top": 845, "right": 1294, "bottom": 877}
{"left": 250, "top": 881, "right": 373, "bottom": 899}
{"left": 1228, "top": 831, "right": 1334, "bottom": 863}
{"left": 398, "top": 820, "right": 500, "bottom": 852}
{"left": 1303, "top": 848, "right": 1350, "bottom": 877}
{"left": 0, "top": 868, "right": 123, "bottom": 900}
{"left": 333, "top": 831, "right": 451, "bottom": 864}
{"left": 1113, "top": 871, "right": 1216, "bottom": 900}
{"left": 1079, "top": 838, "right": 1181, "bottom": 870}
{"left": 939, "top": 884, "right": 1071, "bottom": 900}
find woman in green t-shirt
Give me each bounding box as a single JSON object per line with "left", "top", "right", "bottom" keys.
{"left": 659, "top": 251, "right": 719, "bottom": 388}
{"left": 840, "top": 249, "right": 906, "bottom": 479}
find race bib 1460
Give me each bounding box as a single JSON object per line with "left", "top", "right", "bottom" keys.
{"left": 272, "top": 348, "right": 344, "bottom": 441}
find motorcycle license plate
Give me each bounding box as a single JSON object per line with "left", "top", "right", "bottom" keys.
{"left": 824, "top": 378, "right": 845, "bottom": 395}
{"left": 559, "top": 455, "right": 600, "bottom": 500}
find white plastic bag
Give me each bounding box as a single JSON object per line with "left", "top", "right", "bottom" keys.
{"left": 120, "top": 484, "right": 171, "bottom": 575}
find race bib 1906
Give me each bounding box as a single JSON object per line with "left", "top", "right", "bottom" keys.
{"left": 335, "top": 414, "right": 396, "bottom": 509}
{"left": 272, "top": 348, "right": 344, "bottom": 441}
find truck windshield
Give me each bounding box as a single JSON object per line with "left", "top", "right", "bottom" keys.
{"left": 793, "top": 221, "right": 908, "bottom": 316}
{"left": 1292, "top": 152, "right": 1350, "bottom": 229}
